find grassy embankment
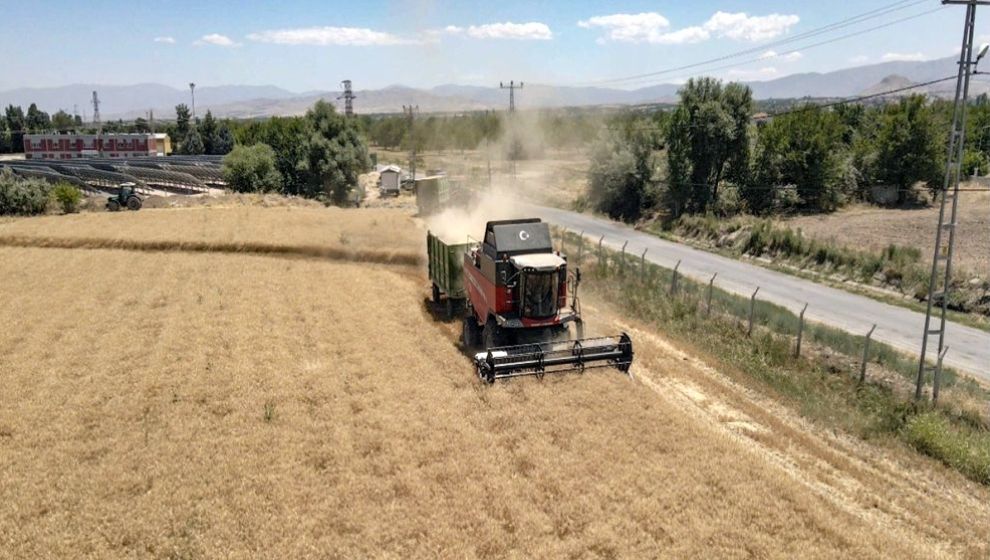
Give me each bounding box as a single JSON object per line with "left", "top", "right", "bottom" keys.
{"left": 560, "top": 229, "right": 990, "bottom": 486}
{"left": 644, "top": 215, "right": 989, "bottom": 331}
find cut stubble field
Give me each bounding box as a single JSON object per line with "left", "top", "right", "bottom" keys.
{"left": 0, "top": 207, "right": 988, "bottom": 558}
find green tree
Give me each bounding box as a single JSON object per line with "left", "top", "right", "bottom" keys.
{"left": 666, "top": 77, "right": 753, "bottom": 213}
{"left": 587, "top": 129, "right": 658, "bottom": 221}
{"left": 4, "top": 105, "right": 25, "bottom": 153}
{"left": 200, "top": 110, "right": 218, "bottom": 154}
{"left": 133, "top": 117, "right": 150, "bottom": 133}
{"left": 50, "top": 183, "right": 82, "bottom": 213}
{"left": 746, "top": 106, "right": 844, "bottom": 212}
{"left": 0, "top": 119, "right": 10, "bottom": 153}
{"left": 174, "top": 104, "right": 191, "bottom": 143}
{"left": 211, "top": 124, "right": 235, "bottom": 155}
{"left": 222, "top": 144, "right": 283, "bottom": 193}
{"left": 26, "top": 103, "right": 51, "bottom": 131}
{"left": 875, "top": 95, "right": 943, "bottom": 203}
{"left": 51, "top": 110, "right": 75, "bottom": 131}
{"left": 235, "top": 116, "right": 309, "bottom": 194}
{"left": 180, "top": 128, "right": 205, "bottom": 155}
{"left": 297, "top": 100, "right": 371, "bottom": 204}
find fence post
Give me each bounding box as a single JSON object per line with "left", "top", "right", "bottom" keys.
{"left": 670, "top": 260, "right": 682, "bottom": 296}
{"left": 859, "top": 324, "right": 877, "bottom": 384}
{"left": 640, "top": 249, "right": 648, "bottom": 281}
{"left": 597, "top": 235, "right": 605, "bottom": 267}
{"left": 620, "top": 241, "right": 628, "bottom": 275}
{"left": 706, "top": 272, "right": 717, "bottom": 316}
{"left": 795, "top": 303, "right": 808, "bottom": 358}
{"left": 560, "top": 228, "right": 567, "bottom": 255}
{"left": 933, "top": 346, "right": 950, "bottom": 404}
{"left": 577, "top": 231, "right": 585, "bottom": 264}
{"left": 747, "top": 287, "right": 760, "bottom": 336}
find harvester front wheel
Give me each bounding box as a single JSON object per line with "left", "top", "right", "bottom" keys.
{"left": 483, "top": 318, "right": 504, "bottom": 350}
{"left": 462, "top": 316, "right": 480, "bottom": 349}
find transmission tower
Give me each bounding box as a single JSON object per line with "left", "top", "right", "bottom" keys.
{"left": 403, "top": 104, "right": 419, "bottom": 182}
{"left": 339, "top": 80, "right": 356, "bottom": 117}
{"left": 916, "top": 0, "right": 990, "bottom": 401}
{"left": 91, "top": 91, "right": 101, "bottom": 127}
{"left": 499, "top": 80, "right": 523, "bottom": 112}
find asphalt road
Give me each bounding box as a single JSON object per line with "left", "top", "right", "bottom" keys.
{"left": 525, "top": 204, "right": 989, "bottom": 381}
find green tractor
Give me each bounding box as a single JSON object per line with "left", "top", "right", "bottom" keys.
{"left": 106, "top": 182, "right": 142, "bottom": 212}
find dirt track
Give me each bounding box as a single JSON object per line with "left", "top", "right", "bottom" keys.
{"left": 0, "top": 207, "right": 987, "bottom": 558}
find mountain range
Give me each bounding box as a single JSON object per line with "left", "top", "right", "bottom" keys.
{"left": 1, "top": 55, "right": 983, "bottom": 120}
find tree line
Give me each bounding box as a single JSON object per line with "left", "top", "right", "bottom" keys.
{"left": 222, "top": 100, "right": 370, "bottom": 204}
{"left": 589, "top": 77, "right": 990, "bottom": 222}
{"left": 0, "top": 101, "right": 236, "bottom": 157}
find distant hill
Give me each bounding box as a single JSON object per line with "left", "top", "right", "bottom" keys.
{"left": 860, "top": 74, "right": 917, "bottom": 96}
{"left": 2, "top": 55, "right": 984, "bottom": 120}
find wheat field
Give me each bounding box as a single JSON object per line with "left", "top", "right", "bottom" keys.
{"left": 0, "top": 207, "right": 987, "bottom": 558}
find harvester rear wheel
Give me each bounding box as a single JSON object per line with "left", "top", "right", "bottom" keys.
{"left": 107, "top": 199, "right": 121, "bottom": 212}
{"left": 127, "top": 196, "right": 142, "bottom": 211}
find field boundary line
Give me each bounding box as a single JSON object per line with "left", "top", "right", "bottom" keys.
{"left": 0, "top": 235, "right": 422, "bottom": 267}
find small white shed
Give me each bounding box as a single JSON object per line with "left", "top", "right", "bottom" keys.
{"left": 379, "top": 165, "right": 401, "bottom": 196}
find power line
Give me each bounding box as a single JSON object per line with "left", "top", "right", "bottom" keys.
{"left": 767, "top": 75, "right": 958, "bottom": 117}
{"left": 581, "top": 0, "right": 934, "bottom": 87}
{"left": 613, "top": 7, "right": 945, "bottom": 89}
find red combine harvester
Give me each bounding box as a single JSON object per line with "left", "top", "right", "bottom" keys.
{"left": 461, "top": 219, "right": 633, "bottom": 383}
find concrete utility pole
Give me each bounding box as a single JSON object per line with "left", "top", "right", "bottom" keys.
{"left": 338, "top": 80, "right": 356, "bottom": 117}
{"left": 499, "top": 80, "right": 523, "bottom": 112}
{"left": 189, "top": 82, "right": 196, "bottom": 120}
{"left": 916, "top": 0, "right": 990, "bottom": 400}
{"left": 403, "top": 104, "right": 419, "bottom": 183}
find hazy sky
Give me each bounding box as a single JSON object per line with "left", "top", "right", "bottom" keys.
{"left": 0, "top": 0, "right": 984, "bottom": 92}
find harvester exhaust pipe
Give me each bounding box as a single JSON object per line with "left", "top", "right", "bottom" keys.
{"left": 474, "top": 333, "right": 633, "bottom": 383}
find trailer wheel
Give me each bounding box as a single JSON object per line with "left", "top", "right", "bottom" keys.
{"left": 445, "top": 297, "right": 455, "bottom": 320}
{"left": 432, "top": 283, "right": 441, "bottom": 304}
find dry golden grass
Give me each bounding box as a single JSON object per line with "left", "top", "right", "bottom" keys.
{"left": 785, "top": 188, "right": 990, "bottom": 274}
{"left": 1, "top": 206, "right": 987, "bottom": 558}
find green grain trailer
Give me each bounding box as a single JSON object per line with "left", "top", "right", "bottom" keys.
{"left": 427, "top": 230, "right": 471, "bottom": 318}
{"left": 415, "top": 175, "right": 450, "bottom": 216}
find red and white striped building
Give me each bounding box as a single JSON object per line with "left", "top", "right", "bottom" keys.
{"left": 23, "top": 133, "right": 168, "bottom": 159}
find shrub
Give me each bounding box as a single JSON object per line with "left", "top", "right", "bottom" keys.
{"left": 0, "top": 170, "right": 51, "bottom": 215}
{"left": 50, "top": 183, "right": 82, "bottom": 214}
{"left": 222, "top": 144, "right": 283, "bottom": 193}
{"left": 903, "top": 412, "right": 990, "bottom": 485}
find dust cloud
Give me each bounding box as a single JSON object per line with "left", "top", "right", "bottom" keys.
{"left": 425, "top": 109, "right": 560, "bottom": 243}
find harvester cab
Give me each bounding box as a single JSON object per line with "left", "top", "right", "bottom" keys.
{"left": 106, "top": 182, "right": 142, "bottom": 212}
{"left": 461, "top": 218, "right": 633, "bottom": 383}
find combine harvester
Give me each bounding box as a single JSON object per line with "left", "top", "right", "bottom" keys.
{"left": 428, "top": 219, "right": 633, "bottom": 383}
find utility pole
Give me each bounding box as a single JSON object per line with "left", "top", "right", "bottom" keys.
{"left": 189, "top": 82, "right": 196, "bottom": 120}
{"left": 338, "top": 80, "right": 356, "bottom": 117}
{"left": 403, "top": 104, "right": 419, "bottom": 184}
{"left": 916, "top": 0, "right": 990, "bottom": 400}
{"left": 148, "top": 110, "right": 155, "bottom": 133}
